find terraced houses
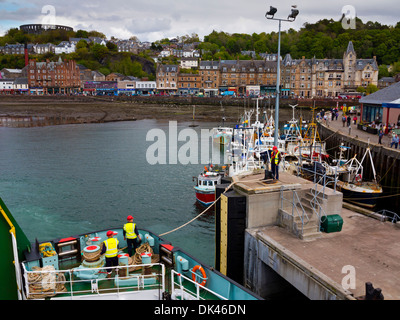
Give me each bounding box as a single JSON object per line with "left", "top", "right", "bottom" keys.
{"left": 156, "top": 41, "right": 378, "bottom": 98}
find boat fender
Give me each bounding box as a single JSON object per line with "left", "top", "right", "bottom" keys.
{"left": 191, "top": 265, "right": 207, "bottom": 286}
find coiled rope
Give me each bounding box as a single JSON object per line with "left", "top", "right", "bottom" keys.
{"left": 27, "top": 266, "right": 67, "bottom": 299}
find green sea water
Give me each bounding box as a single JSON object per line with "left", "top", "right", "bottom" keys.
{"left": 0, "top": 119, "right": 224, "bottom": 266}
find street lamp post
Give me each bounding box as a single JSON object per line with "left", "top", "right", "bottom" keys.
{"left": 265, "top": 6, "right": 299, "bottom": 146}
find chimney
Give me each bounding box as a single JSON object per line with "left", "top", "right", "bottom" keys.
{"left": 24, "top": 43, "right": 29, "bottom": 67}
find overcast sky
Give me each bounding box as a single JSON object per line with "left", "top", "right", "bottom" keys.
{"left": 1, "top": 0, "right": 399, "bottom": 42}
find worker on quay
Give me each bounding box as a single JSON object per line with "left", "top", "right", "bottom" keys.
{"left": 101, "top": 230, "right": 119, "bottom": 278}
{"left": 123, "top": 215, "right": 140, "bottom": 257}
{"left": 270, "top": 146, "right": 281, "bottom": 180}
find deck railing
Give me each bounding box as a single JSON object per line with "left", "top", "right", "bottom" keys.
{"left": 171, "top": 269, "right": 227, "bottom": 300}
{"left": 22, "top": 262, "right": 165, "bottom": 300}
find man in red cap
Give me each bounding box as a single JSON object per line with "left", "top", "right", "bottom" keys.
{"left": 101, "top": 230, "right": 119, "bottom": 277}
{"left": 123, "top": 215, "right": 140, "bottom": 257}
{"left": 270, "top": 146, "right": 281, "bottom": 180}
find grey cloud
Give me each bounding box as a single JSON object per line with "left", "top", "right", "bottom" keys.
{"left": 1, "top": 0, "right": 399, "bottom": 41}
{"left": 127, "top": 18, "right": 172, "bottom": 34}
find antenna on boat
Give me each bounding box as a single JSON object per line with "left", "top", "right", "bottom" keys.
{"left": 289, "top": 104, "right": 298, "bottom": 123}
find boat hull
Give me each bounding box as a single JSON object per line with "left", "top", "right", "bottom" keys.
{"left": 194, "top": 188, "right": 215, "bottom": 206}
{"left": 337, "top": 182, "right": 382, "bottom": 209}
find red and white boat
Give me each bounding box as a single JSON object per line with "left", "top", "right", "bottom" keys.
{"left": 194, "top": 165, "right": 226, "bottom": 206}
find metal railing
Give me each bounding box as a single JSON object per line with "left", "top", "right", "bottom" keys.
{"left": 375, "top": 209, "right": 400, "bottom": 224}
{"left": 22, "top": 262, "right": 165, "bottom": 300}
{"left": 171, "top": 269, "right": 227, "bottom": 300}
{"left": 296, "top": 164, "right": 331, "bottom": 223}
{"left": 280, "top": 186, "right": 310, "bottom": 235}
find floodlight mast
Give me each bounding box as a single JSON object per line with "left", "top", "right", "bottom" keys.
{"left": 265, "top": 6, "right": 299, "bottom": 146}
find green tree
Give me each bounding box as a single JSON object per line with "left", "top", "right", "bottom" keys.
{"left": 366, "top": 84, "right": 379, "bottom": 94}
{"left": 91, "top": 44, "right": 109, "bottom": 61}
{"left": 75, "top": 30, "right": 89, "bottom": 38}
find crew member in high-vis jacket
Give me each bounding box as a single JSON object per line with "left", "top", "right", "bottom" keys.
{"left": 101, "top": 230, "right": 119, "bottom": 277}
{"left": 270, "top": 146, "right": 281, "bottom": 180}
{"left": 123, "top": 215, "right": 140, "bottom": 257}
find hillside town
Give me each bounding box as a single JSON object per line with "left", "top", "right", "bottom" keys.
{"left": 0, "top": 24, "right": 396, "bottom": 98}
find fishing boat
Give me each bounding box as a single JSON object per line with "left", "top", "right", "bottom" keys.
{"left": 0, "top": 197, "right": 260, "bottom": 300}
{"left": 335, "top": 147, "right": 383, "bottom": 209}
{"left": 211, "top": 107, "right": 233, "bottom": 145}
{"left": 211, "top": 126, "right": 233, "bottom": 145}
{"left": 193, "top": 164, "right": 226, "bottom": 206}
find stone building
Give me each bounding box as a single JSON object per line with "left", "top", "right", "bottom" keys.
{"left": 177, "top": 72, "right": 201, "bottom": 95}
{"left": 155, "top": 41, "right": 378, "bottom": 98}
{"left": 281, "top": 41, "right": 378, "bottom": 98}
{"left": 219, "top": 59, "right": 278, "bottom": 96}
{"left": 27, "top": 57, "right": 81, "bottom": 94}
{"left": 156, "top": 64, "right": 179, "bottom": 94}
{"left": 199, "top": 60, "right": 220, "bottom": 97}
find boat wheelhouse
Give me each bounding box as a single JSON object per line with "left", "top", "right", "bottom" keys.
{"left": 194, "top": 170, "right": 223, "bottom": 206}
{"left": 211, "top": 127, "right": 233, "bottom": 145}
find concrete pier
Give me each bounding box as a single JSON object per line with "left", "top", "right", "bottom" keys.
{"left": 224, "top": 171, "right": 400, "bottom": 300}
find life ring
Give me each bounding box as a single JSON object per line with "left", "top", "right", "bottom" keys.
{"left": 355, "top": 174, "right": 362, "bottom": 182}
{"left": 192, "top": 265, "right": 207, "bottom": 286}
{"left": 293, "top": 146, "right": 299, "bottom": 153}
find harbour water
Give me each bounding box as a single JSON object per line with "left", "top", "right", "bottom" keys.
{"left": 0, "top": 119, "right": 227, "bottom": 266}
{"left": 0, "top": 107, "right": 315, "bottom": 269}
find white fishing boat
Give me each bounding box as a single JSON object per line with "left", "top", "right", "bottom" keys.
{"left": 336, "top": 147, "right": 383, "bottom": 209}
{"left": 211, "top": 126, "right": 233, "bottom": 145}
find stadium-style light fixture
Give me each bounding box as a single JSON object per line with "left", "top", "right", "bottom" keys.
{"left": 288, "top": 8, "right": 299, "bottom": 21}
{"left": 265, "top": 6, "right": 277, "bottom": 19}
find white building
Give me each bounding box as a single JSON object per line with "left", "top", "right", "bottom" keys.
{"left": 14, "top": 78, "right": 29, "bottom": 93}
{"left": 180, "top": 58, "right": 198, "bottom": 69}
{"left": 159, "top": 50, "right": 171, "bottom": 58}
{"left": 136, "top": 80, "right": 157, "bottom": 94}
{"left": 33, "top": 43, "right": 55, "bottom": 55}
{"left": 54, "top": 41, "right": 76, "bottom": 54}
{"left": 0, "top": 79, "right": 14, "bottom": 91}
{"left": 0, "top": 78, "right": 28, "bottom": 93}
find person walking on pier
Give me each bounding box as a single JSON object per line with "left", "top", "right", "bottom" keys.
{"left": 270, "top": 146, "right": 281, "bottom": 180}
{"left": 342, "top": 115, "right": 346, "bottom": 127}
{"left": 347, "top": 115, "right": 351, "bottom": 127}
{"left": 378, "top": 130, "right": 384, "bottom": 144}
{"left": 390, "top": 134, "right": 399, "bottom": 149}
{"left": 123, "top": 215, "right": 140, "bottom": 257}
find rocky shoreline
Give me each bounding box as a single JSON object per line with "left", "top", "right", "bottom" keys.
{"left": 0, "top": 95, "right": 319, "bottom": 127}
{"left": 0, "top": 95, "right": 251, "bottom": 126}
